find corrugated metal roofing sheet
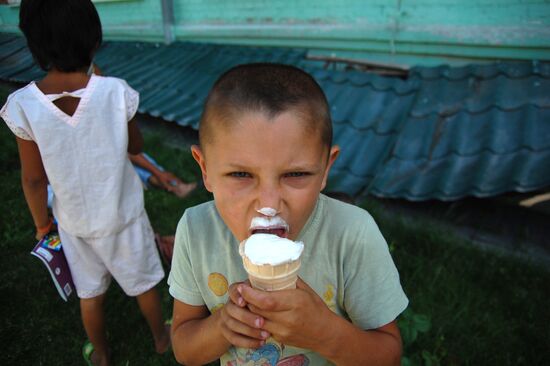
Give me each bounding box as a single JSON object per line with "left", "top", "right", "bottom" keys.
{"left": 99, "top": 41, "right": 310, "bottom": 129}
{"left": 307, "top": 68, "right": 421, "bottom": 197}
{"left": 369, "top": 63, "right": 550, "bottom": 200}
{"left": 1, "top": 33, "right": 549, "bottom": 201}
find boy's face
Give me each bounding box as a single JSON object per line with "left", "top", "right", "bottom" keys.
{"left": 192, "top": 110, "right": 339, "bottom": 242}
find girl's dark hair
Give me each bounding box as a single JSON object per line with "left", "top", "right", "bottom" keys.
{"left": 19, "top": 0, "right": 102, "bottom": 72}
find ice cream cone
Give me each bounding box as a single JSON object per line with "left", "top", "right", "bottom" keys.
{"left": 239, "top": 235, "right": 303, "bottom": 291}
{"left": 242, "top": 254, "right": 301, "bottom": 291}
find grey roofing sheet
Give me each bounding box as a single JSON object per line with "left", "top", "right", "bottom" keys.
{"left": 1, "top": 33, "right": 548, "bottom": 201}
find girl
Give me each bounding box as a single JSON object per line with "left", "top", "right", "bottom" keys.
{"left": 0, "top": 1, "right": 170, "bottom": 365}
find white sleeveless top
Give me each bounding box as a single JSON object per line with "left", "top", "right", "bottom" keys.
{"left": 0, "top": 74, "right": 144, "bottom": 238}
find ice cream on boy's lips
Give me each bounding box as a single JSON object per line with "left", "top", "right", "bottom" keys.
{"left": 239, "top": 233, "right": 304, "bottom": 291}
{"left": 249, "top": 207, "right": 289, "bottom": 238}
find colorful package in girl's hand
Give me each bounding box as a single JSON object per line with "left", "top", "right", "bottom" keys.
{"left": 40, "top": 232, "right": 62, "bottom": 251}
{"left": 31, "top": 233, "right": 74, "bottom": 301}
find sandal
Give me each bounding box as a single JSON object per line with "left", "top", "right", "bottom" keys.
{"left": 82, "top": 340, "right": 94, "bottom": 366}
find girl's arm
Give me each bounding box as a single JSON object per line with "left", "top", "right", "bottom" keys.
{"left": 127, "top": 118, "right": 143, "bottom": 154}
{"left": 16, "top": 137, "right": 50, "bottom": 239}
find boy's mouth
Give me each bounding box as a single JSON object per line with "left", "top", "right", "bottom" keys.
{"left": 251, "top": 227, "right": 288, "bottom": 238}
{"left": 249, "top": 216, "right": 289, "bottom": 238}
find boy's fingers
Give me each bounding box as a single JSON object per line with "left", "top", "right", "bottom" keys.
{"left": 221, "top": 311, "right": 268, "bottom": 341}
{"left": 220, "top": 327, "right": 266, "bottom": 350}
{"left": 246, "top": 303, "right": 273, "bottom": 320}
{"left": 224, "top": 300, "right": 266, "bottom": 333}
{"left": 239, "top": 285, "right": 292, "bottom": 311}
{"left": 257, "top": 318, "right": 284, "bottom": 340}
{"left": 221, "top": 302, "right": 271, "bottom": 342}
{"left": 227, "top": 283, "right": 247, "bottom": 307}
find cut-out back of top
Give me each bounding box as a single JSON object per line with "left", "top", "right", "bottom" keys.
{"left": 46, "top": 89, "right": 86, "bottom": 117}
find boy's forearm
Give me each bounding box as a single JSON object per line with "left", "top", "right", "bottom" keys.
{"left": 317, "top": 313, "right": 402, "bottom": 366}
{"left": 172, "top": 310, "right": 231, "bottom": 366}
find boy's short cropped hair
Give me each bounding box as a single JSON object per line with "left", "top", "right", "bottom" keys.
{"left": 200, "top": 63, "right": 332, "bottom": 150}
{"left": 19, "top": 0, "right": 102, "bottom": 72}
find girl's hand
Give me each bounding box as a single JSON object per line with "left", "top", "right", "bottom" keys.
{"left": 35, "top": 217, "right": 56, "bottom": 240}
{"left": 217, "top": 281, "right": 271, "bottom": 349}
{"left": 35, "top": 230, "right": 47, "bottom": 241}
{"left": 239, "top": 278, "right": 335, "bottom": 351}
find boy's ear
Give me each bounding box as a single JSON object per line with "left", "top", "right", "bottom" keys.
{"left": 190, "top": 145, "right": 213, "bottom": 192}
{"left": 321, "top": 145, "right": 340, "bottom": 190}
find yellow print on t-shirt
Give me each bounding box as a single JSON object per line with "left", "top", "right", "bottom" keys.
{"left": 323, "top": 284, "right": 337, "bottom": 313}
{"left": 208, "top": 272, "right": 228, "bottom": 296}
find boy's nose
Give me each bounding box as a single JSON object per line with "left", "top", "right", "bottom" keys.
{"left": 257, "top": 183, "right": 281, "bottom": 213}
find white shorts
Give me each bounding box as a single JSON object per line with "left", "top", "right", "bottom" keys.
{"left": 59, "top": 211, "right": 165, "bottom": 299}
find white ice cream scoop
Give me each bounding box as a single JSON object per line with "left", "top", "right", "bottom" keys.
{"left": 239, "top": 233, "right": 304, "bottom": 291}
{"left": 241, "top": 233, "right": 303, "bottom": 265}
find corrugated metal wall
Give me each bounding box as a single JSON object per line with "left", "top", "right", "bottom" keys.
{"left": 1, "top": 0, "right": 549, "bottom": 66}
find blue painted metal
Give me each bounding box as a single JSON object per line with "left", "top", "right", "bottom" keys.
{"left": 1, "top": 33, "right": 548, "bottom": 201}
{"left": 306, "top": 67, "right": 420, "bottom": 197}
{"left": 368, "top": 63, "right": 550, "bottom": 200}
{"left": 96, "top": 40, "right": 309, "bottom": 129}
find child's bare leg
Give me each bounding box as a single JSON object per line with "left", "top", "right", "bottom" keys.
{"left": 81, "top": 294, "right": 111, "bottom": 366}
{"left": 136, "top": 287, "right": 170, "bottom": 353}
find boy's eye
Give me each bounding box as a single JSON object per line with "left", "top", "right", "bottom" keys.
{"left": 229, "top": 172, "right": 251, "bottom": 178}
{"left": 284, "top": 172, "right": 309, "bottom": 178}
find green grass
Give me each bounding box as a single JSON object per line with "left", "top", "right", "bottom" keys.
{"left": 362, "top": 201, "right": 550, "bottom": 365}
{"left": 1, "top": 83, "right": 549, "bottom": 365}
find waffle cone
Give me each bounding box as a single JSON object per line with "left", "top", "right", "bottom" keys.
{"left": 243, "top": 256, "right": 301, "bottom": 291}
{"left": 241, "top": 255, "right": 301, "bottom": 291}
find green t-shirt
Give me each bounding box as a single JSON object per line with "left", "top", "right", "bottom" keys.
{"left": 168, "top": 194, "right": 408, "bottom": 366}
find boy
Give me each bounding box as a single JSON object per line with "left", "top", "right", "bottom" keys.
{"left": 168, "top": 63, "right": 408, "bottom": 365}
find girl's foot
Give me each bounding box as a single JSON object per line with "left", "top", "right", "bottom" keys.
{"left": 154, "top": 323, "right": 171, "bottom": 354}
{"left": 83, "top": 341, "right": 111, "bottom": 366}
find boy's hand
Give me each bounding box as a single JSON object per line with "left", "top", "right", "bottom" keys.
{"left": 218, "top": 282, "right": 271, "bottom": 349}
{"left": 239, "top": 278, "right": 334, "bottom": 351}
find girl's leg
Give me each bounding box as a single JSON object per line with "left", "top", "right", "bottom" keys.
{"left": 81, "top": 294, "right": 111, "bottom": 366}
{"left": 136, "top": 287, "right": 170, "bottom": 353}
